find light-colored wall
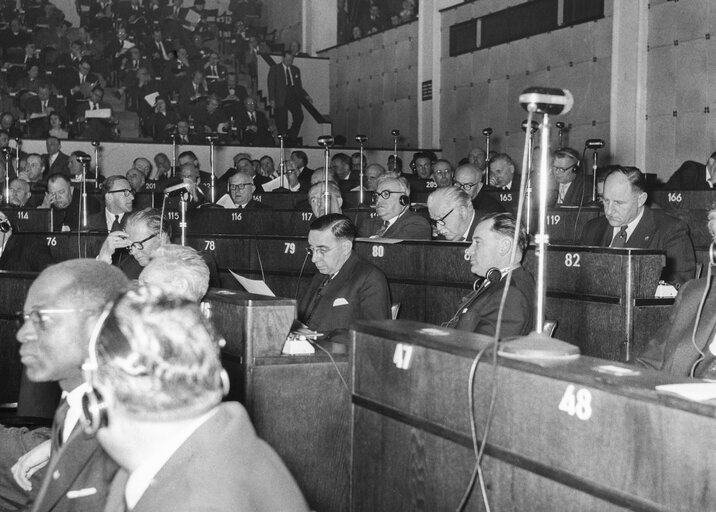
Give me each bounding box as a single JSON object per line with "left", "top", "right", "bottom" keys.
{"left": 323, "top": 20, "right": 420, "bottom": 150}
{"left": 645, "top": 0, "right": 716, "bottom": 180}
{"left": 261, "top": 0, "right": 303, "bottom": 51}
{"left": 439, "top": 1, "right": 614, "bottom": 167}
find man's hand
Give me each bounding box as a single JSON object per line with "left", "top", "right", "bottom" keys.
{"left": 38, "top": 191, "right": 53, "bottom": 209}
{"left": 11, "top": 440, "right": 51, "bottom": 491}
{"left": 97, "top": 231, "right": 131, "bottom": 263}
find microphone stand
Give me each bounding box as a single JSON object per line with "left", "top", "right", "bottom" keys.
{"left": 482, "top": 127, "right": 492, "bottom": 185}
{"left": 591, "top": 148, "right": 600, "bottom": 203}
{"left": 14, "top": 137, "right": 20, "bottom": 178}
{"left": 78, "top": 156, "right": 91, "bottom": 230}
{"left": 180, "top": 189, "right": 188, "bottom": 245}
{"left": 277, "top": 134, "right": 286, "bottom": 190}
{"left": 170, "top": 132, "right": 178, "bottom": 178}
{"left": 391, "top": 129, "right": 399, "bottom": 174}
{"left": 355, "top": 134, "right": 367, "bottom": 206}
{"left": 556, "top": 122, "right": 565, "bottom": 147}
{"left": 91, "top": 140, "right": 100, "bottom": 182}
{"left": 2, "top": 148, "right": 10, "bottom": 205}
{"left": 521, "top": 120, "right": 538, "bottom": 234}
{"left": 206, "top": 135, "right": 217, "bottom": 203}
{"left": 318, "top": 135, "right": 334, "bottom": 215}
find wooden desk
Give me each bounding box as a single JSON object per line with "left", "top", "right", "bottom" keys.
{"left": 351, "top": 320, "right": 716, "bottom": 512}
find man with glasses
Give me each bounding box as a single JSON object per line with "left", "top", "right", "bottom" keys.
{"left": 432, "top": 159, "right": 454, "bottom": 188}
{"left": 0, "top": 260, "right": 128, "bottom": 511}
{"left": 453, "top": 163, "right": 505, "bottom": 215}
{"left": 217, "top": 170, "right": 271, "bottom": 209}
{"left": 549, "top": 147, "right": 587, "bottom": 207}
{"left": 427, "top": 187, "right": 478, "bottom": 242}
{"left": 358, "top": 176, "right": 431, "bottom": 240}
{"left": 87, "top": 175, "right": 135, "bottom": 232}
{"left": 97, "top": 207, "right": 171, "bottom": 279}
{"left": 298, "top": 214, "right": 390, "bottom": 345}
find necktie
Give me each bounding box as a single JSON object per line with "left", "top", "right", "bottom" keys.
{"left": 80, "top": 74, "right": 85, "bottom": 84}
{"left": 111, "top": 214, "right": 121, "bottom": 232}
{"left": 304, "top": 276, "right": 331, "bottom": 325}
{"left": 212, "top": 66, "right": 217, "bottom": 76}
{"left": 285, "top": 66, "right": 291, "bottom": 86}
{"left": 51, "top": 398, "right": 71, "bottom": 454}
{"left": 611, "top": 226, "right": 628, "bottom": 248}
{"left": 375, "top": 220, "right": 389, "bottom": 237}
{"left": 250, "top": 112, "right": 255, "bottom": 123}
{"left": 104, "top": 469, "right": 130, "bottom": 512}
{"left": 42, "top": 101, "right": 47, "bottom": 113}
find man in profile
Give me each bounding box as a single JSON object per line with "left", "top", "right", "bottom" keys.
{"left": 445, "top": 212, "right": 535, "bottom": 337}
{"left": 666, "top": 151, "right": 716, "bottom": 189}
{"left": 580, "top": 166, "right": 695, "bottom": 286}
{"left": 299, "top": 214, "right": 390, "bottom": 344}
{"left": 427, "top": 187, "right": 479, "bottom": 242}
{"left": 358, "top": 177, "right": 431, "bottom": 240}
{"left": 81, "top": 286, "right": 308, "bottom": 511}
{"left": 0, "top": 260, "right": 128, "bottom": 511}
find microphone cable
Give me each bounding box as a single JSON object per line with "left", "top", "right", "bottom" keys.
{"left": 294, "top": 247, "right": 310, "bottom": 302}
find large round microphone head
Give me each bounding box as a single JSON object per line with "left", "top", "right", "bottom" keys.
{"left": 76, "top": 155, "right": 91, "bottom": 164}
{"left": 277, "top": 133, "right": 285, "bottom": 140}
{"left": 91, "top": 140, "right": 100, "bottom": 147}
{"left": 391, "top": 129, "right": 400, "bottom": 137}
{"left": 556, "top": 121, "right": 565, "bottom": 129}
{"left": 482, "top": 127, "right": 493, "bottom": 136}
{"left": 317, "top": 135, "right": 334, "bottom": 147}
{"left": 484, "top": 267, "right": 502, "bottom": 286}
{"left": 585, "top": 138, "right": 605, "bottom": 150}
{"left": 519, "top": 87, "right": 574, "bottom": 115}
{"left": 1, "top": 147, "right": 11, "bottom": 155}
{"left": 355, "top": 134, "right": 367, "bottom": 144}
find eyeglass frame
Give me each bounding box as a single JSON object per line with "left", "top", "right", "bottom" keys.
{"left": 128, "top": 233, "right": 158, "bottom": 252}
{"left": 373, "top": 190, "right": 404, "bottom": 201}
{"left": 16, "top": 308, "right": 97, "bottom": 331}
{"left": 105, "top": 188, "right": 134, "bottom": 197}
{"left": 551, "top": 162, "right": 578, "bottom": 174}
{"left": 228, "top": 183, "right": 254, "bottom": 192}
{"left": 429, "top": 207, "right": 455, "bottom": 228}
{"left": 454, "top": 180, "right": 477, "bottom": 192}
{"left": 305, "top": 245, "right": 341, "bottom": 257}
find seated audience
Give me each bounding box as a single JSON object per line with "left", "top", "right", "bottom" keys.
{"left": 358, "top": 177, "right": 431, "bottom": 240}
{"left": 44, "top": 136, "right": 70, "bottom": 177}
{"left": 549, "top": 147, "right": 588, "bottom": 207}
{"left": 487, "top": 153, "right": 521, "bottom": 191}
{"left": 444, "top": 212, "right": 535, "bottom": 337}
{"left": 580, "top": 166, "right": 695, "bottom": 286}
{"left": 0, "top": 210, "right": 54, "bottom": 271}
{"left": 217, "top": 170, "right": 270, "bottom": 209}
{"left": 81, "top": 285, "right": 309, "bottom": 512}
{"left": 40, "top": 173, "right": 100, "bottom": 231}
{"left": 298, "top": 214, "right": 390, "bottom": 343}
{"left": 432, "top": 159, "right": 453, "bottom": 188}
{"left": 87, "top": 175, "right": 135, "bottom": 232}
{"left": 7, "top": 177, "right": 34, "bottom": 207}
{"left": 307, "top": 181, "right": 343, "bottom": 217}
{"left": 453, "top": 163, "right": 505, "bottom": 214}
{"left": 364, "top": 163, "right": 385, "bottom": 192}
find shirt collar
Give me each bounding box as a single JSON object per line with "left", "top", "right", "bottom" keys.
{"left": 612, "top": 206, "right": 645, "bottom": 241}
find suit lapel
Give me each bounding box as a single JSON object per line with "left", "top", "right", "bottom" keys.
{"left": 627, "top": 208, "right": 656, "bottom": 248}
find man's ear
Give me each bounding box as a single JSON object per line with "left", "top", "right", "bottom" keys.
{"left": 637, "top": 191, "right": 647, "bottom": 209}
{"left": 499, "top": 236, "right": 512, "bottom": 256}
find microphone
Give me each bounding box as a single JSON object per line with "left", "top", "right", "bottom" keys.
{"left": 355, "top": 134, "right": 367, "bottom": 144}
{"left": 76, "top": 154, "right": 91, "bottom": 164}
{"left": 391, "top": 129, "right": 400, "bottom": 137}
{"left": 585, "top": 139, "right": 605, "bottom": 149}
{"left": 317, "top": 135, "right": 334, "bottom": 147}
{"left": 163, "top": 182, "right": 191, "bottom": 195}
{"left": 519, "top": 87, "right": 574, "bottom": 115}
{"left": 482, "top": 127, "right": 492, "bottom": 136}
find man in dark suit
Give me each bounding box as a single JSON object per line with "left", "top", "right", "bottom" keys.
{"left": 454, "top": 163, "right": 506, "bottom": 215}
{"left": 238, "top": 97, "right": 273, "bottom": 146}
{"left": 358, "top": 177, "right": 431, "bottom": 240}
{"left": 41, "top": 173, "right": 101, "bottom": 231}
{"left": 637, "top": 275, "right": 716, "bottom": 379}
{"left": 266, "top": 50, "right": 311, "bottom": 143}
{"left": 76, "top": 86, "right": 114, "bottom": 141}
{"left": 487, "top": 153, "right": 521, "bottom": 191}
{"left": 25, "top": 85, "right": 67, "bottom": 138}
{"left": 548, "top": 147, "right": 588, "bottom": 207}
{"left": 299, "top": 214, "right": 390, "bottom": 344}
{"left": 445, "top": 212, "right": 535, "bottom": 338}
{"left": 83, "top": 286, "right": 308, "bottom": 512}
{"left": 43, "top": 137, "right": 70, "bottom": 178}
{"left": 86, "top": 175, "right": 135, "bottom": 232}
{"left": 427, "top": 186, "right": 479, "bottom": 242}
{"left": 290, "top": 150, "right": 313, "bottom": 192}
{"left": 665, "top": 151, "right": 716, "bottom": 189}
{"left": 216, "top": 170, "right": 272, "bottom": 209}
{"left": 580, "top": 166, "right": 696, "bottom": 286}
{"left": 0, "top": 211, "right": 54, "bottom": 271}
{"left": 178, "top": 70, "right": 208, "bottom": 116}
{"left": 1, "top": 260, "right": 128, "bottom": 511}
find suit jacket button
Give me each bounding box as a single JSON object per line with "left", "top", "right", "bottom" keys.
{"left": 53, "top": 470, "right": 60, "bottom": 480}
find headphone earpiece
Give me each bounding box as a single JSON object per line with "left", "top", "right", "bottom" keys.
{"left": 81, "top": 386, "right": 108, "bottom": 435}
{"left": 399, "top": 195, "right": 409, "bottom": 207}
{"left": 710, "top": 241, "right": 716, "bottom": 266}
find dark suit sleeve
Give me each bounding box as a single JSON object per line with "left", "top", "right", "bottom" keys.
{"left": 474, "top": 283, "right": 532, "bottom": 338}
{"left": 266, "top": 65, "right": 277, "bottom": 103}
{"left": 26, "top": 237, "right": 55, "bottom": 272}
{"left": 660, "top": 217, "right": 696, "bottom": 286}
{"left": 396, "top": 215, "right": 431, "bottom": 240}
{"left": 0, "top": 426, "right": 51, "bottom": 511}
{"left": 357, "top": 266, "right": 391, "bottom": 321}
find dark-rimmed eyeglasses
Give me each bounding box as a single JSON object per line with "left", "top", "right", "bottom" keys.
{"left": 552, "top": 163, "right": 577, "bottom": 174}
{"left": 454, "top": 181, "right": 477, "bottom": 192}
{"left": 128, "top": 233, "right": 158, "bottom": 252}
{"left": 106, "top": 189, "right": 134, "bottom": 197}
{"left": 16, "top": 308, "right": 96, "bottom": 331}
{"left": 373, "top": 190, "right": 403, "bottom": 201}
{"left": 430, "top": 208, "right": 454, "bottom": 228}
{"left": 229, "top": 183, "right": 253, "bottom": 192}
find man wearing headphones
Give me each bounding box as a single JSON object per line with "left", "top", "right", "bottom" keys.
{"left": 549, "top": 147, "right": 588, "bottom": 207}
{"left": 358, "top": 176, "right": 431, "bottom": 239}
{"left": 82, "top": 286, "right": 308, "bottom": 511}
{"left": 445, "top": 212, "right": 535, "bottom": 337}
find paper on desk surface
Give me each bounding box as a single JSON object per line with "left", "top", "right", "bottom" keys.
{"left": 229, "top": 270, "right": 275, "bottom": 297}
{"left": 261, "top": 175, "right": 292, "bottom": 192}
{"left": 85, "top": 108, "right": 111, "bottom": 119}
{"left": 655, "top": 383, "right": 716, "bottom": 402}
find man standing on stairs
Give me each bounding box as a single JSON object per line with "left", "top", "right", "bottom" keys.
{"left": 267, "top": 50, "right": 312, "bottom": 145}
